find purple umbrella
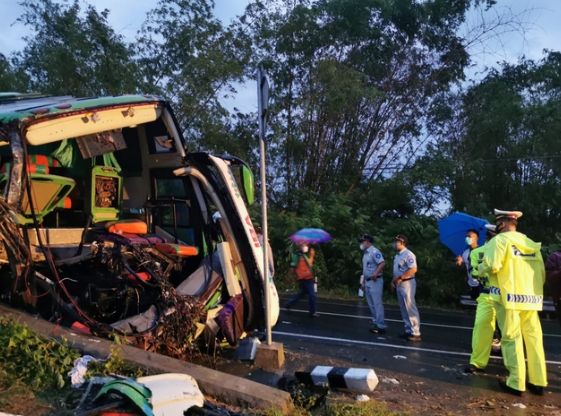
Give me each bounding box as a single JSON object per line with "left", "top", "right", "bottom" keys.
{"left": 289, "top": 228, "right": 332, "bottom": 244}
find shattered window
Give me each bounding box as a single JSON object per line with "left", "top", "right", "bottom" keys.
{"left": 155, "top": 178, "right": 187, "bottom": 198}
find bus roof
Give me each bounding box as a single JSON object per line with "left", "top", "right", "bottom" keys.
{"left": 0, "top": 93, "right": 165, "bottom": 125}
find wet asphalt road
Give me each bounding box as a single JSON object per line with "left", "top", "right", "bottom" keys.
{"left": 273, "top": 296, "right": 561, "bottom": 399}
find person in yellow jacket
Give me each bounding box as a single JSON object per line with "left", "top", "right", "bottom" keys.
{"left": 465, "top": 224, "right": 499, "bottom": 373}
{"left": 478, "top": 209, "right": 547, "bottom": 396}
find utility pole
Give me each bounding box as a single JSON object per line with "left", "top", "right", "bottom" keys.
{"left": 257, "top": 65, "right": 271, "bottom": 345}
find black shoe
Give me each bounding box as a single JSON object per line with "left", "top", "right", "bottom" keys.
{"left": 527, "top": 382, "right": 544, "bottom": 395}
{"left": 310, "top": 312, "right": 320, "bottom": 317}
{"left": 369, "top": 327, "right": 386, "bottom": 335}
{"left": 284, "top": 304, "right": 291, "bottom": 311}
{"left": 407, "top": 334, "right": 422, "bottom": 342}
{"left": 398, "top": 332, "right": 412, "bottom": 339}
{"left": 463, "top": 364, "right": 485, "bottom": 374}
{"left": 498, "top": 380, "right": 523, "bottom": 396}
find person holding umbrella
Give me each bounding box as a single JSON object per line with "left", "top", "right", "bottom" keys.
{"left": 358, "top": 234, "right": 387, "bottom": 335}
{"left": 456, "top": 229, "right": 483, "bottom": 300}
{"left": 285, "top": 228, "right": 332, "bottom": 317}
{"left": 285, "top": 241, "right": 318, "bottom": 317}
{"left": 465, "top": 224, "right": 500, "bottom": 374}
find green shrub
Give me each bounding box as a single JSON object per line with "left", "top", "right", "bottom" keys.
{"left": 267, "top": 188, "right": 467, "bottom": 307}
{"left": 0, "top": 318, "right": 79, "bottom": 390}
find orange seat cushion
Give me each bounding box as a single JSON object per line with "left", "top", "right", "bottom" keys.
{"left": 106, "top": 219, "right": 148, "bottom": 235}
{"left": 155, "top": 243, "right": 199, "bottom": 258}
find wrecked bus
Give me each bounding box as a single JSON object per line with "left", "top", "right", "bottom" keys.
{"left": 0, "top": 93, "right": 279, "bottom": 349}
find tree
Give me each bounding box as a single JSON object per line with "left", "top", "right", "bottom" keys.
{"left": 240, "top": 0, "right": 498, "bottom": 202}
{"left": 137, "top": 0, "right": 253, "bottom": 150}
{"left": 421, "top": 51, "right": 561, "bottom": 241}
{"left": 0, "top": 54, "right": 27, "bottom": 91}
{"left": 13, "top": 0, "right": 140, "bottom": 96}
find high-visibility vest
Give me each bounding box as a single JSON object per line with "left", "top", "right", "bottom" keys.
{"left": 478, "top": 231, "right": 545, "bottom": 311}
{"left": 470, "top": 245, "right": 490, "bottom": 289}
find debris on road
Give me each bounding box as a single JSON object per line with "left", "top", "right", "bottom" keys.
{"left": 75, "top": 373, "right": 204, "bottom": 415}
{"left": 234, "top": 337, "right": 261, "bottom": 361}
{"left": 381, "top": 377, "right": 400, "bottom": 385}
{"left": 355, "top": 394, "right": 370, "bottom": 402}
{"left": 392, "top": 355, "right": 407, "bottom": 360}
{"left": 68, "top": 355, "right": 99, "bottom": 388}
{"left": 513, "top": 403, "right": 527, "bottom": 409}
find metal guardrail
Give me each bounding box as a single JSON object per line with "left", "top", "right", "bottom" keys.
{"left": 460, "top": 295, "right": 556, "bottom": 313}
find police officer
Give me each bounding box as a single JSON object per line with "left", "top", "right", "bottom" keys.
{"left": 478, "top": 209, "right": 547, "bottom": 395}
{"left": 392, "top": 234, "right": 421, "bottom": 342}
{"left": 358, "top": 234, "right": 386, "bottom": 334}
{"left": 465, "top": 224, "right": 499, "bottom": 373}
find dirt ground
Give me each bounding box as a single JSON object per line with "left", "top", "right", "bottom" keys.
{"left": 215, "top": 348, "right": 561, "bottom": 416}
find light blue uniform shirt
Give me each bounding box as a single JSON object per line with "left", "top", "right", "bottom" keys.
{"left": 393, "top": 248, "right": 417, "bottom": 278}
{"left": 363, "top": 246, "right": 384, "bottom": 278}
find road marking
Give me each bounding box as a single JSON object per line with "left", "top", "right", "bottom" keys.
{"left": 281, "top": 308, "right": 561, "bottom": 338}
{"left": 273, "top": 331, "right": 561, "bottom": 366}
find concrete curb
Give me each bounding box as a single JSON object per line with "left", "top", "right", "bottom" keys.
{"left": 0, "top": 304, "right": 293, "bottom": 413}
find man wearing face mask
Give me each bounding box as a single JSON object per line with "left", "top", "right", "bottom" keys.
{"left": 358, "top": 234, "right": 386, "bottom": 334}
{"left": 392, "top": 234, "right": 421, "bottom": 341}
{"left": 478, "top": 209, "right": 547, "bottom": 396}
{"left": 465, "top": 224, "right": 500, "bottom": 374}
{"left": 457, "top": 229, "right": 483, "bottom": 300}
{"left": 285, "top": 242, "right": 318, "bottom": 317}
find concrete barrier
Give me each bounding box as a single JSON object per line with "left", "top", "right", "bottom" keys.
{"left": 0, "top": 304, "right": 293, "bottom": 414}
{"left": 296, "top": 366, "right": 378, "bottom": 394}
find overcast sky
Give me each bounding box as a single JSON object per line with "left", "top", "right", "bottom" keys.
{"left": 1, "top": 0, "right": 560, "bottom": 111}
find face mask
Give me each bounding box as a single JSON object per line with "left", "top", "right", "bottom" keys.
{"left": 359, "top": 243, "right": 366, "bottom": 251}
{"left": 465, "top": 236, "right": 473, "bottom": 245}
{"left": 301, "top": 245, "right": 309, "bottom": 253}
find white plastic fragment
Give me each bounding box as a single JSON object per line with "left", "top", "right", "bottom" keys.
{"left": 393, "top": 355, "right": 407, "bottom": 360}
{"left": 137, "top": 373, "right": 204, "bottom": 415}
{"left": 356, "top": 394, "right": 370, "bottom": 402}
{"left": 68, "top": 355, "right": 98, "bottom": 388}
{"left": 381, "top": 377, "right": 400, "bottom": 385}
{"left": 513, "top": 403, "right": 527, "bottom": 409}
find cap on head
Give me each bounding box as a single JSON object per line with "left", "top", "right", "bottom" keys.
{"left": 494, "top": 209, "right": 523, "bottom": 221}
{"left": 394, "top": 234, "right": 408, "bottom": 246}
{"left": 358, "top": 234, "right": 374, "bottom": 243}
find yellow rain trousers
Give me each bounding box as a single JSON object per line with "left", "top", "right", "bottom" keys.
{"left": 495, "top": 304, "right": 547, "bottom": 391}
{"left": 478, "top": 231, "right": 547, "bottom": 391}
{"left": 469, "top": 293, "right": 496, "bottom": 369}
{"left": 468, "top": 245, "right": 496, "bottom": 369}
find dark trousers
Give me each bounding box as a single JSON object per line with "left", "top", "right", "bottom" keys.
{"left": 286, "top": 279, "right": 316, "bottom": 315}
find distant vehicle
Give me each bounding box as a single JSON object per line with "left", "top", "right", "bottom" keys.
{"left": 0, "top": 92, "right": 279, "bottom": 347}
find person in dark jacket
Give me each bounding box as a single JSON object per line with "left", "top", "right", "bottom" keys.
{"left": 545, "top": 249, "right": 561, "bottom": 327}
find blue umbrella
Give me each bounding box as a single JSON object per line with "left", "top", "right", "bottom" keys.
{"left": 289, "top": 228, "right": 332, "bottom": 244}
{"left": 437, "top": 212, "right": 488, "bottom": 256}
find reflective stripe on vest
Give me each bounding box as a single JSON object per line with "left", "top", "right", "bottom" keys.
{"left": 506, "top": 293, "right": 543, "bottom": 304}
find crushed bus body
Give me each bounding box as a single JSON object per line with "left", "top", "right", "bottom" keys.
{"left": 0, "top": 93, "right": 279, "bottom": 354}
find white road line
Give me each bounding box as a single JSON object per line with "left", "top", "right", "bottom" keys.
{"left": 273, "top": 331, "right": 561, "bottom": 366}
{"left": 281, "top": 308, "right": 561, "bottom": 338}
